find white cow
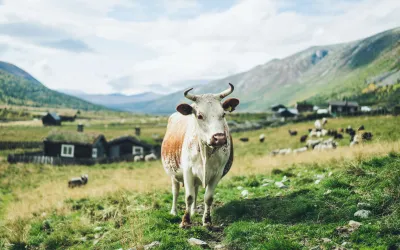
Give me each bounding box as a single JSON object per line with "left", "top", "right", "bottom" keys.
{"left": 161, "top": 83, "right": 239, "bottom": 228}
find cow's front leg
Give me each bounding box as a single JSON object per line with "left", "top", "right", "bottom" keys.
{"left": 203, "top": 179, "right": 218, "bottom": 227}
{"left": 180, "top": 170, "right": 195, "bottom": 228}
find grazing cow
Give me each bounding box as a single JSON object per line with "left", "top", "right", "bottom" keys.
{"left": 68, "top": 174, "right": 88, "bottom": 188}
{"left": 334, "top": 133, "right": 344, "bottom": 140}
{"left": 145, "top": 153, "right": 157, "bottom": 162}
{"left": 239, "top": 137, "right": 249, "bottom": 142}
{"left": 300, "top": 134, "right": 308, "bottom": 143}
{"left": 314, "top": 118, "right": 328, "bottom": 130}
{"left": 134, "top": 155, "right": 144, "bottom": 162}
{"left": 306, "top": 139, "right": 323, "bottom": 149}
{"left": 288, "top": 130, "right": 298, "bottom": 136}
{"left": 161, "top": 83, "right": 239, "bottom": 228}
{"left": 358, "top": 125, "right": 365, "bottom": 131}
{"left": 259, "top": 134, "right": 265, "bottom": 143}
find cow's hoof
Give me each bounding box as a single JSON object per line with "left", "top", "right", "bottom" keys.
{"left": 179, "top": 222, "right": 192, "bottom": 229}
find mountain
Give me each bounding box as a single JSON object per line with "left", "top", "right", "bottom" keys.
{"left": 0, "top": 62, "right": 106, "bottom": 110}
{"left": 58, "top": 90, "right": 163, "bottom": 110}
{"left": 128, "top": 27, "right": 400, "bottom": 114}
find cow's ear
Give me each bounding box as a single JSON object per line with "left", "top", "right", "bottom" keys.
{"left": 222, "top": 98, "right": 240, "bottom": 112}
{"left": 176, "top": 103, "right": 193, "bottom": 115}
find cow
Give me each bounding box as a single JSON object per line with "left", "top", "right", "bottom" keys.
{"left": 161, "top": 83, "right": 239, "bottom": 228}
{"left": 68, "top": 174, "right": 88, "bottom": 188}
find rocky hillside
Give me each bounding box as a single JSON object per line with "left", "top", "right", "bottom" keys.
{"left": 129, "top": 27, "right": 400, "bottom": 114}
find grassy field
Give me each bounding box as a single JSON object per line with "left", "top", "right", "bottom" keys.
{"left": 0, "top": 115, "right": 399, "bottom": 249}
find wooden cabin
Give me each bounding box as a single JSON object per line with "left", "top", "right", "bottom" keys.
{"left": 43, "top": 131, "right": 107, "bottom": 159}
{"left": 328, "top": 101, "right": 359, "bottom": 114}
{"left": 42, "top": 112, "right": 61, "bottom": 126}
{"left": 108, "top": 136, "right": 153, "bottom": 158}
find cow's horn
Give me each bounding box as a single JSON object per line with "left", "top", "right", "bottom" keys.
{"left": 184, "top": 88, "right": 197, "bottom": 101}
{"left": 216, "top": 83, "right": 234, "bottom": 100}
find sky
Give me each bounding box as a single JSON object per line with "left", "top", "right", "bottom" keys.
{"left": 0, "top": 0, "right": 399, "bottom": 95}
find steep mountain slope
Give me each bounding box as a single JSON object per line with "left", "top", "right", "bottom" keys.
{"left": 0, "top": 62, "right": 106, "bottom": 110}
{"left": 129, "top": 27, "right": 400, "bottom": 114}
{"left": 58, "top": 90, "right": 163, "bottom": 110}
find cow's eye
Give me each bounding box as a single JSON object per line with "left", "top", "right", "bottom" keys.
{"left": 197, "top": 114, "right": 204, "bottom": 120}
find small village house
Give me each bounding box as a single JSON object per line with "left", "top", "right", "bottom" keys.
{"left": 295, "top": 102, "right": 314, "bottom": 113}
{"left": 328, "top": 101, "right": 359, "bottom": 114}
{"left": 59, "top": 111, "right": 78, "bottom": 122}
{"left": 42, "top": 112, "right": 61, "bottom": 126}
{"left": 43, "top": 131, "right": 107, "bottom": 159}
{"left": 108, "top": 135, "right": 154, "bottom": 158}
{"left": 276, "top": 108, "right": 299, "bottom": 121}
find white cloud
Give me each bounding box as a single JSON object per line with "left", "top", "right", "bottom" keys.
{"left": 0, "top": 0, "right": 399, "bottom": 94}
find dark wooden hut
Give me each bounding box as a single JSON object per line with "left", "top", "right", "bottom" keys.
{"left": 108, "top": 136, "right": 153, "bottom": 158}
{"left": 42, "top": 112, "right": 61, "bottom": 126}
{"left": 43, "top": 131, "right": 107, "bottom": 159}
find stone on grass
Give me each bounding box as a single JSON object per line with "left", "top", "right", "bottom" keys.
{"left": 314, "top": 179, "right": 321, "bottom": 185}
{"left": 328, "top": 171, "right": 333, "bottom": 177}
{"left": 241, "top": 190, "right": 249, "bottom": 197}
{"left": 321, "top": 238, "right": 332, "bottom": 243}
{"left": 261, "top": 183, "right": 270, "bottom": 187}
{"left": 354, "top": 210, "right": 371, "bottom": 219}
{"left": 324, "top": 190, "right": 332, "bottom": 195}
{"left": 94, "top": 226, "right": 103, "bottom": 232}
{"left": 214, "top": 244, "right": 226, "bottom": 249}
{"left": 188, "top": 238, "right": 208, "bottom": 248}
{"left": 262, "top": 179, "right": 274, "bottom": 183}
{"left": 144, "top": 241, "right": 161, "bottom": 250}
{"left": 315, "top": 174, "right": 325, "bottom": 180}
{"left": 348, "top": 220, "right": 362, "bottom": 229}
{"left": 237, "top": 186, "right": 243, "bottom": 190}
{"left": 275, "top": 182, "right": 287, "bottom": 189}
{"left": 281, "top": 176, "right": 289, "bottom": 183}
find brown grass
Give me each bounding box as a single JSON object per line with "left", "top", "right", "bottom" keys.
{"left": 5, "top": 140, "right": 399, "bottom": 221}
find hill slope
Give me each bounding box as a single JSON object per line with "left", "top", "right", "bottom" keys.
{"left": 58, "top": 90, "right": 163, "bottom": 110}
{"left": 0, "top": 62, "right": 106, "bottom": 111}
{"left": 129, "top": 27, "right": 400, "bottom": 114}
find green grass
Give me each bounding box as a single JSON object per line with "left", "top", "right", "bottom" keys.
{"left": 1, "top": 115, "right": 400, "bottom": 249}
{"left": 1, "top": 153, "right": 399, "bottom": 249}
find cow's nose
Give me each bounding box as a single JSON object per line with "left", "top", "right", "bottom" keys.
{"left": 211, "top": 133, "right": 227, "bottom": 147}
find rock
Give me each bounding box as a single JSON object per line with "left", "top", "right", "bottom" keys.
{"left": 348, "top": 220, "right": 362, "bottom": 229}
{"left": 214, "top": 244, "right": 226, "bottom": 249}
{"left": 321, "top": 238, "right": 331, "bottom": 243}
{"left": 94, "top": 226, "right": 103, "bottom": 232}
{"left": 275, "top": 182, "right": 287, "bottom": 189}
{"left": 275, "top": 192, "right": 283, "bottom": 197}
{"left": 341, "top": 242, "right": 350, "bottom": 247}
{"left": 315, "top": 174, "right": 325, "bottom": 180}
{"left": 116, "top": 248, "right": 123, "bottom": 250}
{"left": 261, "top": 183, "right": 270, "bottom": 187}
{"left": 281, "top": 176, "right": 289, "bottom": 183}
{"left": 324, "top": 190, "right": 332, "bottom": 195}
{"left": 354, "top": 210, "right": 371, "bottom": 219}
{"left": 188, "top": 238, "right": 208, "bottom": 248}
{"left": 357, "top": 202, "right": 371, "bottom": 208}
{"left": 262, "top": 179, "right": 274, "bottom": 183}
{"left": 237, "top": 186, "right": 243, "bottom": 190}
{"left": 93, "top": 239, "right": 99, "bottom": 246}
{"left": 241, "top": 190, "right": 249, "bottom": 197}
{"left": 94, "top": 233, "right": 101, "bottom": 239}
{"left": 310, "top": 246, "right": 322, "bottom": 250}
{"left": 144, "top": 241, "right": 161, "bottom": 250}
{"left": 314, "top": 180, "right": 321, "bottom": 184}
{"left": 80, "top": 237, "right": 87, "bottom": 242}
{"left": 328, "top": 172, "right": 333, "bottom": 177}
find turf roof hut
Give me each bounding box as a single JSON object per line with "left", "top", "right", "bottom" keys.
{"left": 42, "top": 112, "right": 61, "bottom": 126}
{"left": 108, "top": 135, "right": 154, "bottom": 158}
{"left": 43, "top": 131, "right": 107, "bottom": 159}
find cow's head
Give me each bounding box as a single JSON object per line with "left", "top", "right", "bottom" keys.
{"left": 176, "top": 83, "right": 239, "bottom": 148}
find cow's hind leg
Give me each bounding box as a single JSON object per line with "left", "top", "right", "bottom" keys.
{"left": 191, "top": 184, "right": 199, "bottom": 216}
{"left": 180, "top": 171, "right": 195, "bottom": 228}
{"left": 170, "top": 177, "right": 180, "bottom": 216}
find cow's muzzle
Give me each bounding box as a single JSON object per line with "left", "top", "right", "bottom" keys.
{"left": 210, "top": 133, "right": 227, "bottom": 147}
